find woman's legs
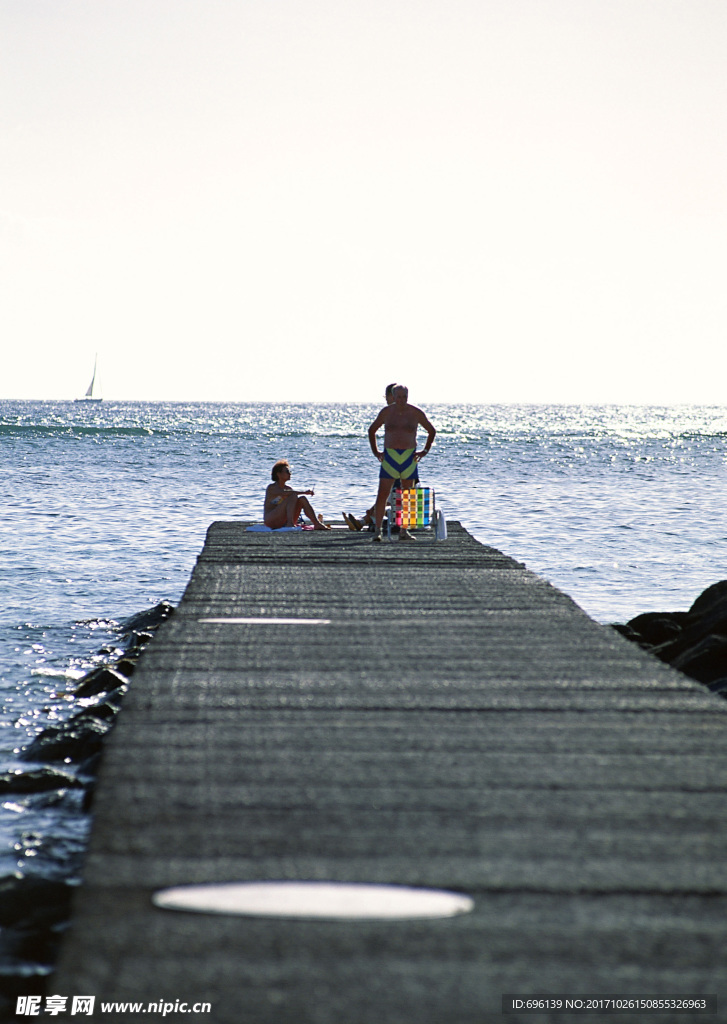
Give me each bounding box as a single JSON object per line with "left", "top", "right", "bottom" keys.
{"left": 265, "top": 493, "right": 330, "bottom": 529}
{"left": 290, "top": 495, "right": 330, "bottom": 529}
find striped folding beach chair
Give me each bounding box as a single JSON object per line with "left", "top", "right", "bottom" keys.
{"left": 392, "top": 486, "right": 436, "bottom": 530}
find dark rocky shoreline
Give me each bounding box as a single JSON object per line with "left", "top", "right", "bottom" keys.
{"left": 612, "top": 580, "right": 727, "bottom": 696}
{"left": 0, "top": 601, "right": 173, "bottom": 1008}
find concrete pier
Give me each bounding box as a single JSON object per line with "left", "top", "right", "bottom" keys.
{"left": 54, "top": 523, "right": 727, "bottom": 1022}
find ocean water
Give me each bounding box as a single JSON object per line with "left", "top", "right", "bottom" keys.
{"left": 1, "top": 399, "right": 727, "bottom": 970}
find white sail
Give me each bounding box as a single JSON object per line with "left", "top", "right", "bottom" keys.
{"left": 85, "top": 355, "right": 98, "bottom": 397}
{"left": 75, "top": 354, "right": 103, "bottom": 402}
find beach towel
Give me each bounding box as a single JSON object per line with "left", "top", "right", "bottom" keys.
{"left": 246, "top": 524, "right": 302, "bottom": 532}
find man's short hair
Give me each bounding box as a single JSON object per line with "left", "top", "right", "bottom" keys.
{"left": 385, "top": 382, "right": 398, "bottom": 399}
{"left": 393, "top": 384, "right": 408, "bottom": 398}
{"left": 272, "top": 459, "right": 290, "bottom": 481}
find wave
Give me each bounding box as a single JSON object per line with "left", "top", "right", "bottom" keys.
{"left": 2, "top": 401, "right": 727, "bottom": 443}
{"left": 0, "top": 423, "right": 373, "bottom": 442}
{"left": 0, "top": 423, "right": 164, "bottom": 438}
{"left": 30, "top": 667, "right": 87, "bottom": 680}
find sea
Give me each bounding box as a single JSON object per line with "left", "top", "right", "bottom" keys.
{"left": 1, "top": 399, "right": 726, "bottom": 975}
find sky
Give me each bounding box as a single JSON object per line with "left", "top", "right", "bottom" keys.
{"left": 2, "top": 0, "right": 726, "bottom": 404}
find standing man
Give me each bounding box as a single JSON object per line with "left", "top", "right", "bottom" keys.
{"left": 368, "top": 384, "right": 436, "bottom": 542}
{"left": 343, "top": 382, "right": 400, "bottom": 531}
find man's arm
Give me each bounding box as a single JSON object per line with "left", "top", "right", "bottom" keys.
{"left": 415, "top": 408, "right": 436, "bottom": 460}
{"left": 368, "top": 409, "right": 387, "bottom": 460}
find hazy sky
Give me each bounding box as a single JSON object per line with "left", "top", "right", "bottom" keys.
{"left": 2, "top": 0, "right": 726, "bottom": 403}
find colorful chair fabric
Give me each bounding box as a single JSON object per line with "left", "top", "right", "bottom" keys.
{"left": 393, "top": 486, "right": 435, "bottom": 529}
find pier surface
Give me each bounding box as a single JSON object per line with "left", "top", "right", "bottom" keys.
{"left": 55, "top": 524, "right": 727, "bottom": 1022}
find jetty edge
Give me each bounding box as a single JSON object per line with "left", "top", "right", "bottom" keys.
{"left": 51, "top": 522, "right": 727, "bottom": 1023}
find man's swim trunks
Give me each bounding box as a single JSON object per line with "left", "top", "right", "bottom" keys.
{"left": 379, "top": 448, "right": 419, "bottom": 482}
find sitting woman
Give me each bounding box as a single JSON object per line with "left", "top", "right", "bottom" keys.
{"left": 264, "top": 460, "right": 330, "bottom": 530}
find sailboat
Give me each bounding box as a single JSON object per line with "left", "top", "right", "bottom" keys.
{"left": 75, "top": 354, "right": 103, "bottom": 402}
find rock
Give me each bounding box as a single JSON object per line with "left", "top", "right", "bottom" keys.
{"left": 77, "top": 752, "right": 102, "bottom": 780}
{"left": 120, "top": 601, "right": 174, "bottom": 638}
{"left": 670, "top": 634, "right": 727, "bottom": 686}
{"left": 687, "top": 580, "right": 727, "bottom": 619}
{"left": 0, "top": 875, "right": 74, "bottom": 988}
{"left": 0, "top": 917, "right": 70, "bottom": 970}
{"left": 73, "top": 665, "right": 128, "bottom": 699}
{"left": 610, "top": 623, "right": 642, "bottom": 642}
{"left": 652, "top": 608, "right": 727, "bottom": 664}
{"left": 19, "top": 682, "right": 127, "bottom": 765}
{"left": 614, "top": 580, "right": 727, "bottom": 698}
{"left": 123, "top": 631, "right": 154, "bottom": 657}
{"left": 74, "top": 686, "right": 127, "bottom": 722}
{"left": 625, "top": 612, "right": 686, "bottom": 647}
{"left": 76, "top": 752, "right": 102, "bottom": 808}
{"left": 0, "top": 874, "right": 74, "bottom": 930}
{"left": 0, "top": 767, "right": 82, "bottom": 795}
{"left": 20, "top": 714, "right": 112, "bottom": 765}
